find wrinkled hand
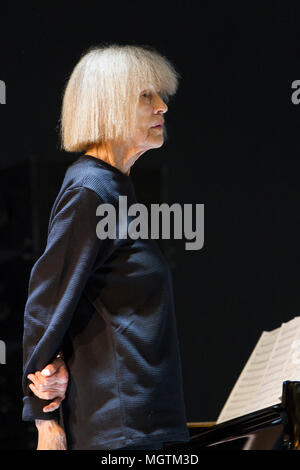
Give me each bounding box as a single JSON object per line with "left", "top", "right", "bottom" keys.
{"left": 35, "top": 419, "right": 67, "bottom": 450}
{"left": 27, "top": 356, "right": 69, "bottom": 413}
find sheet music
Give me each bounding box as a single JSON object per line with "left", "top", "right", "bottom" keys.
{"left": 216, "top": 328, "right": 279, "bottom": 423}
{"left": 244, "top": 321, "right": 296, "bottom": 412}
{"left": 282, "top": 317, "right": 300, "bottom": 382}
{"left": 216, "top": 316, "right": 300, "bottom": 424}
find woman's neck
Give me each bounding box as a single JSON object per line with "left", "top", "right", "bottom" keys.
{"left": 84, "top": 141, "right": 144, "bottom": 176}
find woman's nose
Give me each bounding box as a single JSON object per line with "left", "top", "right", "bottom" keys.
{"left": 154, "top": 94, "right": 168, "bottom": 114}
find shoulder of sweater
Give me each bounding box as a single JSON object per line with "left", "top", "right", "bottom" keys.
{"left": 62, "top": 160, "right": 116, "bottom": 202}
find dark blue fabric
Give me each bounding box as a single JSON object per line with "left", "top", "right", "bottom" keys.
{"left": 117, "top": 442, "right": 164, "bottom": 450}
{"left": 22, "top": 154, "right": 190, "bottom": 450}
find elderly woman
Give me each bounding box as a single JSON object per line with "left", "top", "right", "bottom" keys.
{"left": 22, "top": 44, "right": 189, "bottom": 451}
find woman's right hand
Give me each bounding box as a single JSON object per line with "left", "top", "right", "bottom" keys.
{"left": 35, "top": 419, "right": 67, "bottom": 450}
{"left": 27, "top": 356, "right": 69, "bottom": 412}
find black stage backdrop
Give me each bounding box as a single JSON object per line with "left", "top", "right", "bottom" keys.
{"left": 1, "top": 1, "right": 300, "bottom": 449}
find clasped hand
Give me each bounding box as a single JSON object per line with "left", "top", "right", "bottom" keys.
{"left": 27, "top": 356, "right": 69, "bottom": 412}
{"left": 28, "top": 356, "right": 69, "bottom": 450}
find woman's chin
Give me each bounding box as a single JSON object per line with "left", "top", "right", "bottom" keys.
{"left": 151, "top": 136, "right": 165, "bottom": 149}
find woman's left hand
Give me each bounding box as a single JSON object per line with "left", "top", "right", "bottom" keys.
{"left": 27, "top": 356, "right": 69, "bottom": 412}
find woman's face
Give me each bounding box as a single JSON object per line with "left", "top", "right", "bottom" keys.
{"left": 131, "top": 89, "right": 168, "bottom": 151}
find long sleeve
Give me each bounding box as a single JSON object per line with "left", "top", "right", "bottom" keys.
{"left": 22, "top": 185, "right": 111, "bottom": 421}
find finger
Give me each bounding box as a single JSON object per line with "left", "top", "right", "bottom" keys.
{"left": 27, "top": 373, "right": 43, "bottom": 389}
{"left": 35, "top": 370, "right": 64, "bottom": 390}
{"left": 41, "top": 363, "right": 58, "bottom": 377}
{"left": 42, "top": 369, "right": 69, "bottom": 388}
{"left": 29, "top": 382, "right": 48, "bottom": 399}
{"left": 43, "top": 397, "right": 62, "bottom": 413}
{"left": 29, "top": 382, "right": 44, "bottom": 399}
{"left": 41, "top": 357, "right": 66, "bottom": 378}
{"left": 29, "top": 383, "right": 59, "bottom": 400}
{"left": 35, "top": 371, "right": 50, "bottom": 389}
{"left": 27, "top": 373, "right": 39, "bottom": 384}
{"left": 27, "top": 371, "right": 56, "bottom": 390}
{"left": 27, "top": 373, "right": 37, "bottom": 382}
{"left": 35, "top": 370, "right": 63, "bottom": 387}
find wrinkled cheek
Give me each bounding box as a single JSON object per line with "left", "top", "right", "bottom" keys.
{"left": 131, "top": 129, "right": 147, "bottom": 146}
{"left": 142, "top": 128, "right": 151, "bottom": 142}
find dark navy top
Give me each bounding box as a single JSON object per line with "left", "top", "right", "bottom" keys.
{"left": 22, "top": 154, "right": 190, "bottom": 450}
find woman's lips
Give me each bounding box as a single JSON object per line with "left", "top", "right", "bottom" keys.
{"left": 151, "top": 120, "right": 164, "bottom": 128}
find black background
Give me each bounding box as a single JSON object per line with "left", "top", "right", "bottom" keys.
{"left": 1, "top": 0, "right": 300, "bottom": 449}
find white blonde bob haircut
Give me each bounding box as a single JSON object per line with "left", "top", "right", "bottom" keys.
{"left": 60, "top": 44, "right": 180, "bottom": 152}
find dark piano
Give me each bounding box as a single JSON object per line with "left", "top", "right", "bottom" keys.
{"left": 166, "top": 381, "right": 300, "bottom": 450}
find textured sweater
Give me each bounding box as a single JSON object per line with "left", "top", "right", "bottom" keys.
{"left": 22, "top": 154, "right": 190, "bottom": 450}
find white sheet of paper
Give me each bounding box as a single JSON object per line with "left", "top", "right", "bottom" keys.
{"left": 216, "top": 328, "right": 280, "bottom": 423}
{"left": 216, "top": 317, "right": 300, "bottom": 424}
